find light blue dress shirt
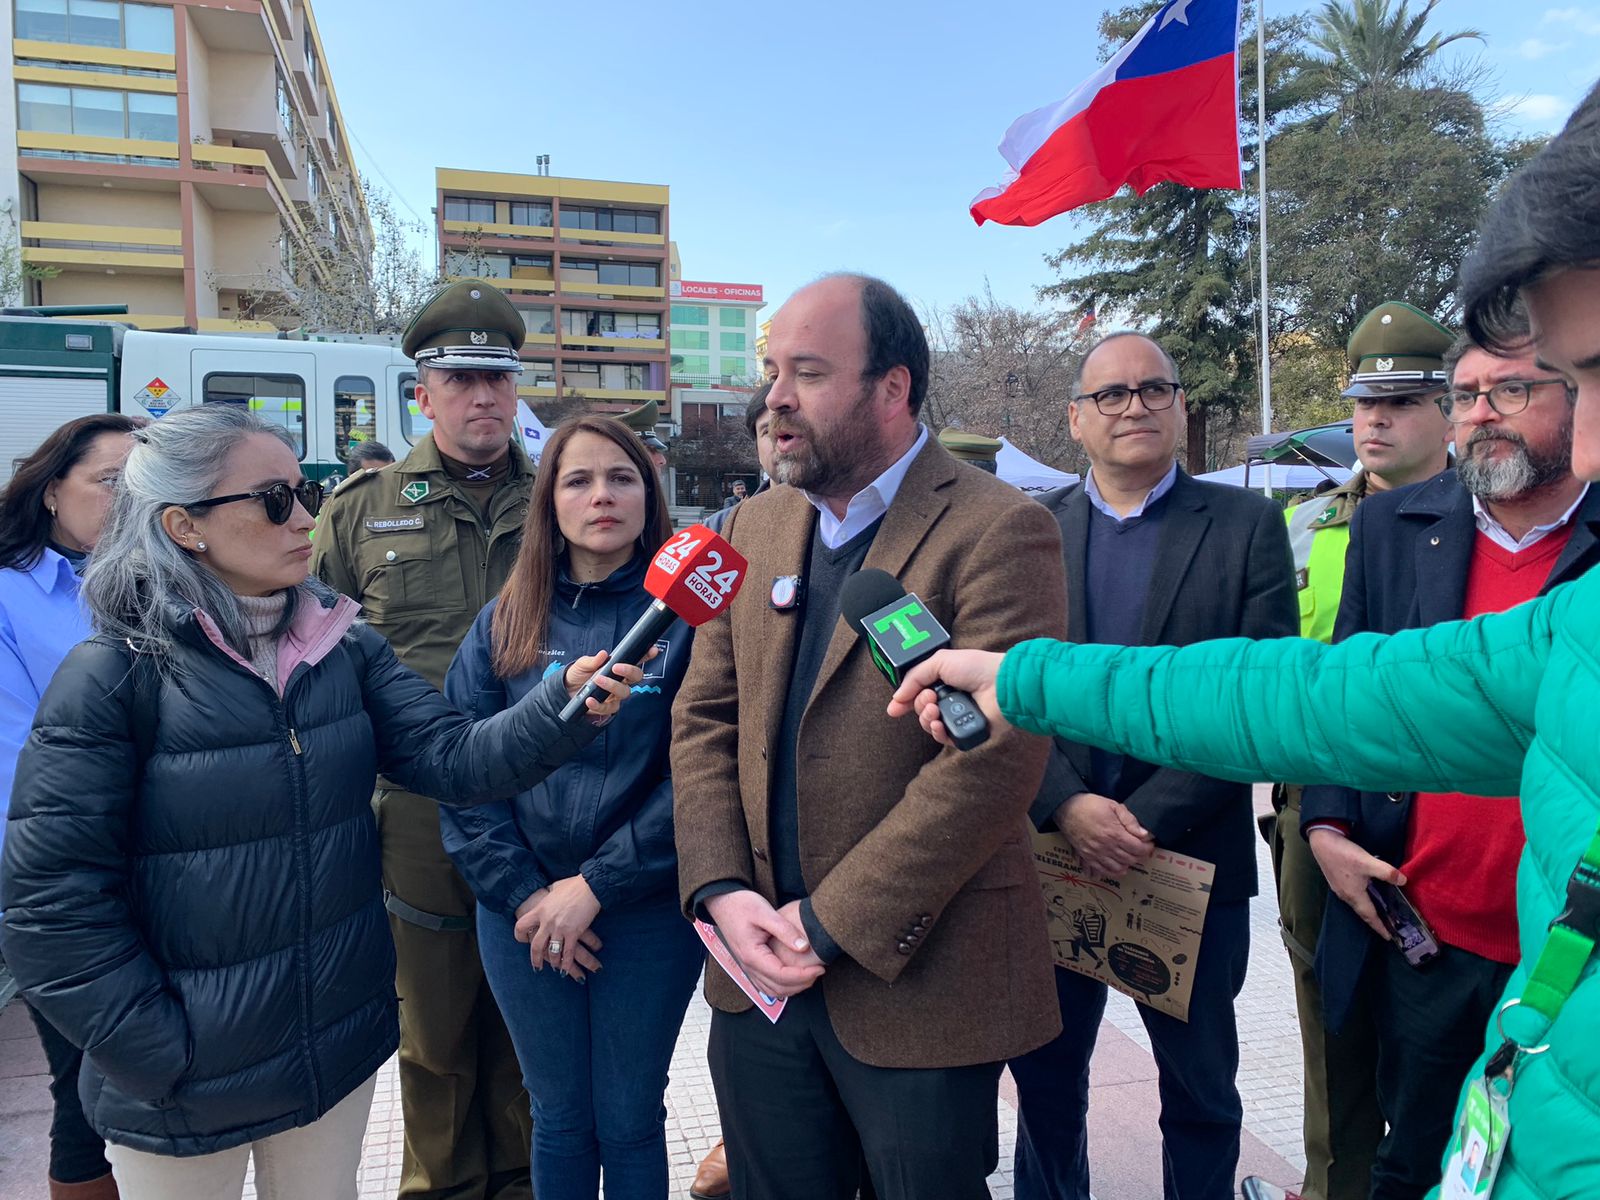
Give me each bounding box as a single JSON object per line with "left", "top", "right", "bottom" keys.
{"left": 803, "top": 425, "right": 929, "bottom": 549}
{"left": 0, "top": 548, "right": 93, "bottom": 856}
{"left": 1083, "top": 461, "right": 1179, "bottom": 524}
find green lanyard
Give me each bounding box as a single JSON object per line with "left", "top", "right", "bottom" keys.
{"left": 1486, "top": 833, "right": 1600, "bottom": 1074}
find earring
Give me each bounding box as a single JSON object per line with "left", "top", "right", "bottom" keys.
{"left": 195, "top": 540, "right": 208, "bottom": 552}
{"left": 48, "top": 505, "right": 57, "bottom": 517}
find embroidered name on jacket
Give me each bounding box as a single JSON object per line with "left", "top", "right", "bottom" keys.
{"left": 364, "top": 516, "right": 425, "bottom": 532}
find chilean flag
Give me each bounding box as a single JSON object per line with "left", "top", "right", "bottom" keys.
{"left": 971, "top": 0, "right": 1243, "bottom": 227}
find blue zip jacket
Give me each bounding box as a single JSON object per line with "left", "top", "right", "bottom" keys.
{"left": 441, "top": 552, "right": 692, "bottom": 918}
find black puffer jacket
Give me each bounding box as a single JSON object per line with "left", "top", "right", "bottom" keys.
{"left": 0, "top": 586, "right": 597, "bottom": 1156}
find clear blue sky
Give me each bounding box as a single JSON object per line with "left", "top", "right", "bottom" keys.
{"left": 314, "top": 0, "right": 1599, "bottom": 323}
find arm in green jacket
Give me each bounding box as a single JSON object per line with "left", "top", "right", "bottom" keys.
{"left": 995, "top": 582, "right": 1565, "bottom": 800}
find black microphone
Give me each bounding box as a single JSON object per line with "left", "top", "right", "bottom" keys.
{"left": 838, "top": 568, "right": 990, "bottom": 751}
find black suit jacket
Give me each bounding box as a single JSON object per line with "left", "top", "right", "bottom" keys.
{"left": 1034, "top": 470, "right": 1298, "bottom": 902}
{"left": 1302, "top": 470, "right": 1600, "bottom": 1030}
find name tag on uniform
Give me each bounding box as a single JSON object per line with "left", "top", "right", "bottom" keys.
{"left": 365, "top": 516, "right": 424, "bottom": 533}
{"left": 1295, "top": 568, "right": 1309, "bottom": 590}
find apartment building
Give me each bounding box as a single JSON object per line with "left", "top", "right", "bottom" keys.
{"left": 667, "top": 277, "right": 765, "bottom": 509}
{"left": 3, "top": 0, "right": 368, "bottom": 330}
{"left": 435, "top": 167, "right": 670, "bottom": 417}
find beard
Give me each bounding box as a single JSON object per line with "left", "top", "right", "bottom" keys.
{"left": 770, "top": 382, "right": 889, "bottom": 494}
{"left": 1457, "top": 423, "right": 1574, "bottom": 501}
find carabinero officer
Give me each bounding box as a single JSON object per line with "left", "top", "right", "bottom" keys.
{"left": 312, "top": 279, "right": 537, "bottom": 1200}
{"left": 1250, "top": 301, "right": 1453, "bottom": 1200}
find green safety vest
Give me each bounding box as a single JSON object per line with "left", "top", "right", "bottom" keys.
{"left": 1285, "top": 499, "right": 1351, "bottom": 644}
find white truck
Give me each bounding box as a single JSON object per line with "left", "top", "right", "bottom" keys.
{"left": 0, "top": 310, "right": 444, "bottom": 484}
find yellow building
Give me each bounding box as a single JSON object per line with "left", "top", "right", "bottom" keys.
{"left": 435, "top": 167, "right": 669, "bottom": 415}
{"left": 7, "top": 0, "right": 368, "bottom": 331}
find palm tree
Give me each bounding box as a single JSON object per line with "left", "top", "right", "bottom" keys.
{"left": 1309, "top": 0, "right": 1482, "bottom": 94}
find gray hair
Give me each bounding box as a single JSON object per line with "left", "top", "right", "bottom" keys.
{"left": 82, "top": 405, "right": 311, "bottom": 663}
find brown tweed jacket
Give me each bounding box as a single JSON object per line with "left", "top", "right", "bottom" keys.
{"left": 671, "top": 438, "right": 1067, "bottom": 1069}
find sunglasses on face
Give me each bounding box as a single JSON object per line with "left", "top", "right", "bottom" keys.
{"left": 184, "top": 479, "right": 323, "bottom": 524}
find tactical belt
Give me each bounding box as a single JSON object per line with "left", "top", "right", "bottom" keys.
{"left": 384, "top": 890, "right": 473, "bottom": 933}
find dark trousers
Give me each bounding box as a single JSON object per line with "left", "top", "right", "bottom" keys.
{"left": 25, "top": 1001, "right": 112, "bottom": 1184}
{"left": 1010, "top": 900, "right": 1251, "bottom": 1200}
{"left": 1366, "top": 941, "right": 1512, "bottom": 1200}
{"left": 478, "top": 898, "right": 704, "bottom": 1200}
{"left": 1272, "top": 789, "right": 1383, "bottom": 1200}
{"left": 708, "top": 986, "right": 1003, "bottom": 1200}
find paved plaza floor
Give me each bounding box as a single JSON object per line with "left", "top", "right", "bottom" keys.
{"left": 0, "top": 791, "right": 1308, "bottom": 1199}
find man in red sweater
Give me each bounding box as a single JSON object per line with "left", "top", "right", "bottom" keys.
{"left": 1293, "top": 309, "right": 1600, "bottom": 1200}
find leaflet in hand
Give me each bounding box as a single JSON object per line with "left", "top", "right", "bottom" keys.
{"left": 694, "top": 919, "right": 788, "bottom": 1024}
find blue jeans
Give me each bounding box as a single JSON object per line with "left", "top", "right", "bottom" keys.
{"left": 477, "top": 895, "right": 703, "bottom": 1200}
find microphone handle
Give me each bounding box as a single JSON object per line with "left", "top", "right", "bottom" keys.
{"left": 558, "top": 599, "right": 674, "bottom": 724}
{"left": 933, "top": 683, "right": 990, "bottom": 751}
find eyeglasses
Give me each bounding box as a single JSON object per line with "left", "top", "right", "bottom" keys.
{"left": 1437, "top": 378, "right": 1575, "bottom": 423}
{"left": 1075, "top": 381, "right": 1181, "bottom": 415}
{"left": 184, "top": 480, "right": 323, "bottom": 524}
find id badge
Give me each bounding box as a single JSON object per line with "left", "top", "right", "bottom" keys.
{"left": 1439, "top": 1075, "right": 1512, "bottom": 1199}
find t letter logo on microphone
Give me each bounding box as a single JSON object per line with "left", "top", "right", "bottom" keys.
{"left": 861, "top": 595, "right": 950, "bottom": 687}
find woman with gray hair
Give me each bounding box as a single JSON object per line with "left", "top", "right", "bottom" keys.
{"left": 0, "top": 404, "right": 646, "bottom": 1200}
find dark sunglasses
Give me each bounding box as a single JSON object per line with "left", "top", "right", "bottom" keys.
{"left": 184, "top": 479, "right": 323, "bottom": 524}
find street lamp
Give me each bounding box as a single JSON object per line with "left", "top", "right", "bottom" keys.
{"left": 1003, "top": 372, "right": 1019, "bottom": 435}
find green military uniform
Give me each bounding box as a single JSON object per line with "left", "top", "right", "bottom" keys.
{"left": 311, "top": 281, "right": 535, "bottom": 1200}
{"left": 938, "top": 428, "right": 1002, "bottom": 474}
{"left": 1268, "top": 301, "right": 1453, "bottom": 1200}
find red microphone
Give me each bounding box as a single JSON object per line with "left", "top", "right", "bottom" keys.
{"left": 558, "top": 524, "right": 749, "bottom": 723}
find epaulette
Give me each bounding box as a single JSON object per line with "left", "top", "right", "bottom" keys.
{"left": 331, "top": 466, "right": 384, "bottom": 495}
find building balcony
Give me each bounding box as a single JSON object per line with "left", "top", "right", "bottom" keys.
{"left": 560, "top": 334, "right": 667, "bottom": 352}
{"left": 12, "top": 38, "right": 175, "bottom": 73}
{"left": 17, "top": 130, "right": 180, "bottom": 171}
{"left": 441, "top": 218, "right": 556, "bottom": 242}
{"left": 559, "top": 281, "right": 665, "bottom": 300}
{"left": 444, "top": 273, "right": 555, "bottom": 295}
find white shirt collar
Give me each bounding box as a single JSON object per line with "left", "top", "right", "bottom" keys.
{"left": 1471, "top": 483, "right": 1589, "bottom": 553}
{"left": 805, "top": 426, "right": 928, "bottom": 549}
{"left": 1084, "top": 461, "right": 1179, "bottom": 523}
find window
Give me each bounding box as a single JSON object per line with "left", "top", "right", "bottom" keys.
{"left": 305, "top": 157, "right": 320, "bottom": 201}
{"left": 681, "top": 402, "right": 720, "bottom": 437}
{"left": 445, "top": 250, "right": 510, "bottom": 278}
{"left": 16, "top": 0, "right": 171, "bottom": 51}
{"left": 672, "top": 304, "right": 708, "bottom": 326}
{"left": 557, "top": 205, "right": 660, "bottom": 235}
{"left": 672, "top": 355, "right": 710, "bottom": 379}
{"left": 614, "top": 312, "right": 659, "bottom": 338}
{"left": 720, "top": 332, "right": 746, "bottom": 352}
{"left": 333, "top": 375, "right": 376, "bottom": 465}
{"left": 276, "top": 70, "right": 292, "bottom": 128}
{"left": 304, "top": 37, "right": 318, "bottom": 81}
{"left": 518, "top": 306, "right": 554, "bottom": 335}
{"left": 443, "top": 195, "right": 496, "bottom": 224}
{"left": 125, "top": 91, "right": 174, "bottom": 139}
{"left": 674, "top": 329, "right": 709, "bottom": 351}
{"left": 509, "top": 200, "right": 552, "bottom": 227}
{"left": 720, "top": 307, "right": 747, "bottom": 328}
{"left": 595, "top": 261, "right": 658, "bottom": 288}
{"left": 600, "top": 363, "right": 648, "bottom": 390}
{"left": 719, "top": 357, "right": 746, "bottom": 381}
{"left": 17, "top": 82, "right": 176, "bottom": 141}
{"left": 400, "top": 374, "right": 429, "bottom": 444}
{"left": 17, "top": 84, "right": 71, "bottom": 134}
{"left": 562, "top": 362, "right": 600, "bottom": 390}
{"left": 525, "top": 360, "right": 556, "bottom": 387}
{"left": 204, "top": 373, "right": 305, "bottom": 457}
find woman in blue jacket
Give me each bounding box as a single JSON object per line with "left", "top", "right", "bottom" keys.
{"left": 0, "top": 413, "right": 141, "bottom": 1200}
{"left": 442, "top": 415, "right": 702, "bottom": 1200}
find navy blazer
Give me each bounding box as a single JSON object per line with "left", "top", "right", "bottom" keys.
{"left": 1033, "top": 470, "right": 1298, "bottom": 902}
{"left": 1301, "top": 470, "right": 1600, "bottom": 1031}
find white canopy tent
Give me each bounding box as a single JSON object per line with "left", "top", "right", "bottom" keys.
{"left": 1197, "top": 463, "right": 1352, "bottom": 490}
{"left": 997, "top": 438, "right": 1079, "bottom": 493}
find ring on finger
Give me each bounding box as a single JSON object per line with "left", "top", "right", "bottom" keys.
{"left": 547, "top": 940, "right": 564, "bottom": 957}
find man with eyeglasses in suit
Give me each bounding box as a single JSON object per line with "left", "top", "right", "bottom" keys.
{"left": 1019, "top": 331, "right": 1296, "bottom": 1200}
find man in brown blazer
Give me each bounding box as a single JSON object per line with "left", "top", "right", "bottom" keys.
{"left": 672, "top": 273, "right": 1068, "bottom": 1200}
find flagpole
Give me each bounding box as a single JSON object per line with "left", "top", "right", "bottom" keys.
{"left": 1255, "top": 0, "right": 1273, "bottom": 495}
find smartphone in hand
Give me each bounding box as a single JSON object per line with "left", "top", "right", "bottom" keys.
{"left": 1367, "top": 880, "right": 1441, "bottom": 967}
